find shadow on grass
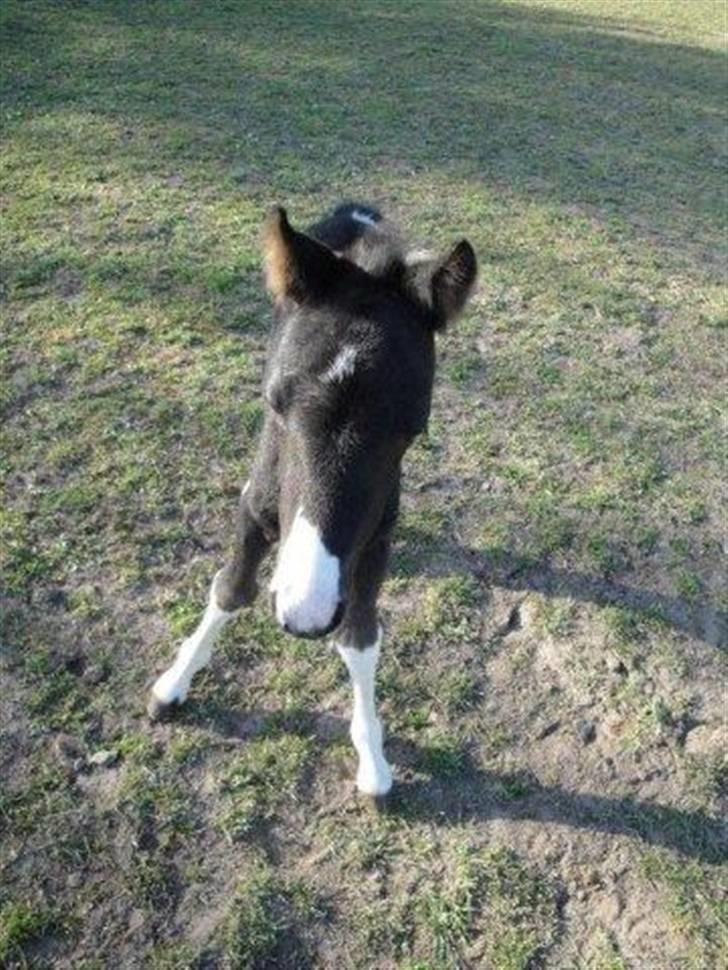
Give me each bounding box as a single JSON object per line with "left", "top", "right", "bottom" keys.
{"left": 2, "top": 0, "right": 725, "bottom": 264}
{"left": 386, "top": 745, "right": 728, "bottom": 867}
{"left": 188, "top": 705, "right": 726, "bottom": 866}
{"left": 3, "top": 6, "right": 724, "bottom": 643}
{"left": 472, "top": 547, "right": 728, "bottom": 652}
{"left": 396, "top": 522, "right": 727, "bottom": 651}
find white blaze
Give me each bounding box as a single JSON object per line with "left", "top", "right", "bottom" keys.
{"left": 270, "top": 507, "right": 341, "bottom": 634}
{"left": 405, "top": 247, "right": 434, "bottom": 266}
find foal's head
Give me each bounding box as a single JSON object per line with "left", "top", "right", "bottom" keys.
{"left": 263, "top": 206, "right": 476, "bottom": 638}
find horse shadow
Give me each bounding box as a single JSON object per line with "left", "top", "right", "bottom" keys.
{"left": 179, "top": 704, "right": 726, "bottom": 867}
{"left": 393, "top": 523, "right": 727, "bottom": 652}
{"left": 385, "top": 743, "right": 727, "bottom": 867}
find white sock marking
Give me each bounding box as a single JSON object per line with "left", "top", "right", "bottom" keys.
{"left": 337, "top": 630, "right": 392, "bottom": 796}
{"left": 351, "top": 208, "right": 377, "bottom": 227}
{"left": 152, "top": 573, "right": 235, "bottom": 705}
{"left": 270, "top": 507, "right": 341, "bottom": 634}
{"left": 321, "top": 345, "right": 357, "bottom": 384}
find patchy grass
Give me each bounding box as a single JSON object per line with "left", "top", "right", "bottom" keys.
{"left": 0, "top": 901, "right": 66, "bottom": 964}
{"left": 219, "top": 864, "right": 321, "bottom": 969}
{"left": 641, "top": 852, "right": 728, "bottom": 968}
{"left": 1, "top": 0, "right": 726, "bottom": 966}
{"left": 218, "top": 733, "right": 313, "bottom": 840}
{"left": 418, "top": 845, "right": 558, "bottom": 969}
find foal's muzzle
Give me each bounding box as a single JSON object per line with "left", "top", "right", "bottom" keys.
{"left": 271, "top": 593, "right": 345, "bottom": 639}
{"left": 269, "top": 507, "right": 345, "bottom": 639}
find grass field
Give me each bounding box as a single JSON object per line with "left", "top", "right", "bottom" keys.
{"left": 1, "top": 1, "right": 726, "bottom": 967}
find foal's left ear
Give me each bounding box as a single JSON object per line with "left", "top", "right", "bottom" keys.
{"left": 430, "top": 239, "right": 477, "bottom": 329}
{"left": 263, "top": 206, "right": 340, "bottom": 304}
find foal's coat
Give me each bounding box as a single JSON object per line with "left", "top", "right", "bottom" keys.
{"left": 149, "top": 204, "right": 477, "bottom": 796}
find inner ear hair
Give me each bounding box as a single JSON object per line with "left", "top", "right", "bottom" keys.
{"left": 431, "top": 239, "right": 477, "bottom": 329}
{"left": 263, "top": 206, "right": 342, "bottom": 304}
{"left": 263, "top": 206, "right": 295, "bottom": 300}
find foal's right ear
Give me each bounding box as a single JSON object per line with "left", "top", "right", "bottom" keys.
{"left": 430, "top": 239, "right": 477, "bottom": 329}
{"left": 263, "top": 206, "right": 340, "bottom": 304}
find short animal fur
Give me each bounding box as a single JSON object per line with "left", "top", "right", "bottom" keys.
{"left": 149, "top": 203, "right": 477, "bottom": 796}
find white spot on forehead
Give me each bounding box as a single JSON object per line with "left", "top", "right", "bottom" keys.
{"left": 321, "top": 345, "right": 358, "bottom": 384}
{"left": 405, "top": 248, "right": 434, "bottom": 266}
{"left": 351, "top": 208, "right": 378, "bottom": 227}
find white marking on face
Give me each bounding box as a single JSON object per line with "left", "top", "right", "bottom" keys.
{"left": 151, "top": 572, "right": 235, "bottom": 706}
{"left": 321, "top": 345, "right": 357, "bottom": 384}
{"left": 405, "top": 248, "right": 434, "bottom": 266}
{"left": 337, "top": 629, "right": 392, "bottom": 796}
{"left": 270, "top": 507, "right": 341, "bottom": 634}
{"left": 351, "top": 208, "right": 377, "bottom": 227}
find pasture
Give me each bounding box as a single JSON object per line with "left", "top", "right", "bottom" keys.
{"left": 1, "top": 1, "right": 726, "bottom": 967}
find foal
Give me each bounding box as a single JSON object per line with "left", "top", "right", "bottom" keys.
{"left": 149, "top": 204, "right": 476, "bottom": 796}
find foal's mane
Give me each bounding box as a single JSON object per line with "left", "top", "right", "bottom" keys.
{"left": 310, "top": 204, "right": 407, "bottom": 283}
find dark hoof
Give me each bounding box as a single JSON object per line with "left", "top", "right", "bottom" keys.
{"left": 147, "top": 693, "right": 180, "bottom": 722}
{"left": 371, "top": 791, "right": 393, "bottom": 814}
{"left": 358, "top": 786, "right": 394, "bottom": 814}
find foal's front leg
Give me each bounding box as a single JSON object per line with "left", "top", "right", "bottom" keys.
{"left": 337, "top": 632, "right": 392, "bottom": 796}
{"left": 148, "top": 490, "right": 270, "bottom": 718}
{"left": 336, "top": 535, "right": 393, "bottom": 797}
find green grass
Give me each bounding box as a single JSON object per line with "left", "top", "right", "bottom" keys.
{"left": 219, "top": 864, "right": 321, "bottom": 969}
{"left": 1, "top": 0, "right": 726, "bottom": 966}
{"left": 642, "top": 852, "right": 728, "bottom": 968}
{"left": 417, "top": 845, "right": 559, "bottom": 969}
{"left": 0, "top": 901, "right": 66, "bottom": 963}
{"left": 218, "top": 733, "right": 313, "bottom": 840}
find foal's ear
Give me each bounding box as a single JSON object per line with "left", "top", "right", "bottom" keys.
{"left": 430, "top": 239, "right": 477, "bottom": 329}
{"left": 263, "top": 206, "right": 340, "bottom": 303}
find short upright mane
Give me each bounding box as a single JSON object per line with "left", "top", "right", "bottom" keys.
{"left": 309, "top": 203, "right": 406, "bottom": 281}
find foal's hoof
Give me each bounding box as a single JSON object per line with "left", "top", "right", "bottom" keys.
{"left": 356, "top": 761, "right": 393, "bottom": 800}
{"left": 368, "top": 790, "right": 394, "bottom": 814}
{"left": 147, "top": 693, "right": 180, "bottom": 722}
